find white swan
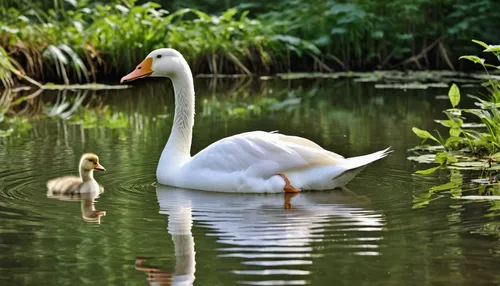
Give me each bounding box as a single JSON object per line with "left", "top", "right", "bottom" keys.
{"left": 121, "top": 49, "right": 391, "bottom": 193}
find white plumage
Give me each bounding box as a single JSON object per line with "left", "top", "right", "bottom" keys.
{"left": 173, "top": 131, "right": 391, "bottom": 193}
{"left": 120, "top": 48, "right": 391, "bottom": 193}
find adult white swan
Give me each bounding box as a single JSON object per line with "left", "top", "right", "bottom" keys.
{"left": 121, "top": 48, "right": 391, "bottom": 193}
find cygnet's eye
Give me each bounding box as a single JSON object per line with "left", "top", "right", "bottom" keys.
{"left": 88, "top": 159, "right": 93, "bottom": 163}
{"left": 156, "top": 55, "right": 162, "bottom": 59}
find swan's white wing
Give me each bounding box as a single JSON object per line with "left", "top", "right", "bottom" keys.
{"left": 186, "top": 131, "right": 346, "bottom": 177}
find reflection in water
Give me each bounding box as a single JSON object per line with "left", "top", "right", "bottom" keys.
{"left": 135, "top": 258, "right": 174, "bottom": 286}
{"left": 155, "top": 184, "right": 385, "bottom": 285}
{"left": 46, "top": 190, "right": 106, "bottom": 223}
{"left": 136, "top": 186, "right": 197, "bottom": 286}
{"left": 2, "top": 79, "right": 498, "bottom": 285}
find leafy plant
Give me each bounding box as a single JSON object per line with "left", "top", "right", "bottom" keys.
{"left": 0, "top": 1, "right": 323, "bottom": 86}
{"left": 410, "top": 40, "right": 500, "bottom": 180}
{"left": 2, "top": 0, "right": 500, "bottom": 86}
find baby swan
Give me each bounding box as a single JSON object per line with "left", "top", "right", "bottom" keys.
{"left": 47, "top": 153, "right": 106, "bottom": 195}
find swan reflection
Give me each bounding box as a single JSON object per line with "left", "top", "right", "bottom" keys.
{"left": 147, "top": 185, "right": 385, "bottom": 285}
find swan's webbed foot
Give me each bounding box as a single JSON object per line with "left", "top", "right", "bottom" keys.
{"left": 278, "top": 173, "right": 300, "bottom": 193}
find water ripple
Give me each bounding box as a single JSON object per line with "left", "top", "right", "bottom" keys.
{"left": 156, "top": 185, "right": 386, "bottom": 284}
{"left": 234, "top": 269, "right": 311, "bottom": 275}
{"left": 237, "top": 280, "right": 309, "bottom": 285}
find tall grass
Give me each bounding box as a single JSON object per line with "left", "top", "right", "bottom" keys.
{"left": 0, "top": 0, "right": 321, "bottom": 87}
{"left": 1, "top": 0, "right": 499, "bottom": 87}
{"left": 0, "top": 47, "right": 16, "bottom": 88}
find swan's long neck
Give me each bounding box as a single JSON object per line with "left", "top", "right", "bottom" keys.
{"left": 160, "top": 65, "right": 195, "bottom": 168}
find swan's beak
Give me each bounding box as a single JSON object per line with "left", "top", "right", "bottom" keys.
{"left": 94, "top": 162, "right": 106, "bottom": 171}
{"left": 120, "top": 57, "right": 153, "bottom": 83}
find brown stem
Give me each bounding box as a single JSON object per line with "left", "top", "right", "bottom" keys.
{"left": 392, "top": 37, "right": 442, "bottom": 68}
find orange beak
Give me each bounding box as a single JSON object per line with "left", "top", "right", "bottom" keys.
{"left": 120, "top": 57, "right": 153, "bottom": 84}
{"left": 94, "top": 162, "right": 106, "bottom": 171}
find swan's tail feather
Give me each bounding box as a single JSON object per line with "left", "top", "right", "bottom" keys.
{"left": 343, "top": 147, "right": 392, "bottom": 170}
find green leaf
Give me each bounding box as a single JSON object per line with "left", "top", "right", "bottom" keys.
{"left": 472, "top": 39, "right": 489, "bottom": 49}
{"left": 430, "top": 182, "right": 460, "bottom": 192}
{"left": 435, "top": 152, "right": 457, "bottom": 165}
{"left": 58, "top": 44, "right": 89, "bottom": 82}
{"left": 115, "top": 4, "right": 129, "bottom": 13}
{"left": 435, "top": 119, "right": 453, "bottom": 127}
{"left": 450, "top": 127, "right": 462, "bottom": 137}
{"left": 448, "top": 83, "right": 460, "bottom": 108}
{"left": 272, "top": 35, "right": 301, "bottom": 46}
{"left": 0, "top": 128, "right": 13, "bottom": 137}
{"left": 445, "top": 136, "right": 463, "bottom": 147}
{"left": 484, "top": 45, "right": 500, "bottom": 53}
{"left": 447, "top": 154, "right": 458, "bottom": 164}
{"left": 44, "top": 45, "right": 68, "bottom": 65}
{"left": 412, "top": 127, "right": 441, "bottom": 145}
{"left": 415, "top": 166, "right": 440, "bottom": 175}
{"left": 491, "top": 152, "right": 500, "bottom": 161}
{"left": 64, "top": 0, "right": 77, "bottom": 7}
{"left": 459, "top": 55, "right": 485, "bottom": 65}
{"left": 330, "top": 27, "right": 347, "bottom": 35}
{"left": 435, "top": 152, "right": 448, "bottom": 165}
{"left": 371, "top": 31, "right": 384, "bottom": 39}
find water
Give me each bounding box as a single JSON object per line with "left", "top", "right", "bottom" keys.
{"left": 0, "top": 78, "right": 499, "bottom": 285}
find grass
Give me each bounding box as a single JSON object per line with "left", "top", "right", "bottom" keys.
{"left": 1, "top": 0, "right": 500, "bottom": 87}
{"left": 0, "top": 1, "right": 321, "bottom": 87}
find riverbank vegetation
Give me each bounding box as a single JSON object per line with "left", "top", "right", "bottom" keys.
{"left": 1, "top": 0, "right": 500, "bottom": 87}
{"left": 409, "top": 40, "right": 500, "bottom": 205}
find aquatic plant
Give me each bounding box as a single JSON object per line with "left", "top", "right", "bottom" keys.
{"left": 409, "top": 41, "right": 500, "bottom": 220}
{"left": 409, "top": 40, "right": 500, "bottom": 201}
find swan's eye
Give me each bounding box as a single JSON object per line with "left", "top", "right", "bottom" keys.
{"left": 157, "top": 55, "right": 162, "bottom": 59}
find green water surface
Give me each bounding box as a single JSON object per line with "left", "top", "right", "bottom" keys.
{"left": 0, "top": 78, "right": 498, "bottom": 285}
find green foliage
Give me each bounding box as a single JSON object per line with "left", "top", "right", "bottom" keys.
{"left": 0, "top": 1, "right": 320, "bottom": 86}
{"left": 1, "top": 0, "right": 500, "bottom": 85}
{"left": 412, "top": 127, "right": 442, "bottom": 146}
{"left": 0, "top": 47, "right": 17, "bottom": 88}
{"left": 411, "top": 40, "right": 500, "bottom": 179}
{"left": 259, "top": 0, "right": 500, "bottom": 70}
{"left": 448, "top": 84, "right": 460, "bottom": 108}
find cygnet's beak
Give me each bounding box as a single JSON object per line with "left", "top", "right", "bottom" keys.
{"left": 94, "top": 162, "right": 106, "bottom": 171}
{"left": 120, "top": 57, "right": 153, "bottom": 83}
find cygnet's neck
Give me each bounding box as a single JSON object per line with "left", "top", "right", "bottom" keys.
{"left": 79, "top": 167, "right": 94, "bottom": 182}
{"left": 159, "top": 66, "right": 195, "bottom": 169}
